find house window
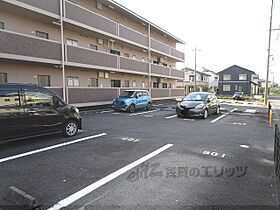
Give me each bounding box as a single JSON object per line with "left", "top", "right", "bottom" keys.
{"left": 223, "top": 85, "right": 231, "bottom": 91}
{"left": 223, "top": 74, "right": 231, "bottom": 81}
{"left": 66, "top": 38, "right": 78, "bottom": 46}
{"left": 239, "top": 74, "right": 247, "bottom": 80}
{"left": 0, "top": 22, "right": 4, "bottom": 30}
{"left": 111, "top": 80, "right": 121, "bottom": 87}
{"left": 89, "top": 44, "right": 98, "bottom": 50}
{"left": 96, "top": 1, "right": 102, "bottom": 10}
{"left": 235, "top": 85, "right": 238, "bottom": 91}
{"left": 153, "top": 82, "right": 159, "bottom": 88}
{"left": 142, "top": 81, "right": 145, "bottom": 88}
{"left": 239, "top": 86, "right": 243, "bottom": 91}
{"left": 214, "top": 76, "right": 218, "bottom": 81}
{"left": 110, "top": 50, "right": 120, "bottom": 55}
{"left": 189, "top": 75, "right": 195, "bottom": 82}
{"left": 89, "top": 78, "right": 98, "bottom": 87}
{"left": 132, "top": 80, "right": 137, "bottom": 87}
{"left": 0, "top": 73, "right": 7, "bottom": 83}
{"left": 123, "top": 80, "right": 129, "bottom": 87}
{"left": 123, "top": 53, "right": 129, "bottom": 58}
{"left": 67, "top": 77, "right": 79, "bottom": 87}
{"left": 38, "top": 75, "right": 50, "bottom": 87}
{"left": 162, "top": 83, "right": 168, "bottom": 88}
{"left": 132, "top": 55, "right": 136, "bottom": 59}
{"left": 36, "top": 31, "right": 49, "bottom": 39}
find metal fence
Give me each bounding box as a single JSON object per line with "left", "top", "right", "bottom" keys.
{"left": 274, "top": 124, "right": 280, "bottom": 178}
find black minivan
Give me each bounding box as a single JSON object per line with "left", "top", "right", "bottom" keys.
{"left": 0, "top": 83, "right": 82, "bottom": 141}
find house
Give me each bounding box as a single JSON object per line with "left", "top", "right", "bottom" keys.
{"left": 202, "top": 68, "right": 219, "bottom": 92}
{"left": 217, "top": 65, "right": 259, "bottom": 96}
{"left": 0, "top": 0, "right": 185, "bottom": 105}
{"left": 183, "top": 68, "right": 210, "bottom": 93}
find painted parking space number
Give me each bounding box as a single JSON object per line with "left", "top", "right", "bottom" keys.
{"left": 121, "top": 137, "right": 140, "bottom": 143}
{"left": 203, "top": 151, "right": 226, "bottom": 158}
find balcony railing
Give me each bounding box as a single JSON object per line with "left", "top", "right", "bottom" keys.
{"left": 65, "top": 0, "right": 117, "bottom": 35}
{"left": 66, "top": 45, "right": 118, "bottom": 69}
{"left": 9, "top": 0, "right": 185, "bottom": 61}
{"left": 171, "top": 69, "right": 184, "bottom": 79}
{"left": 119, "top": 24, "right": 148, "bottom": 47}
{"left": 16, "top": 0, "right": 60, "bottom": 15}
{"left": 0, "top": 30, "right": 61, "bottom": 62}
{"left": 151, "top": 39, "right": 170, "bottom": 55}
{"left": 120, "top": 57, "right": 149, "bottom": 74}
{"left": 151, "top": 64, "right": 170, "bottom": 77}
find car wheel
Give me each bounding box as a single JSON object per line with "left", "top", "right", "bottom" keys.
{"left": 177, "top": 114, "right": 183, "bottom": 118}
{"left": 64, "top": 120, "right": 78, "bottom": 137}
{"left": 203, "top": 109, "right": 208, "bottom": 119}
{"left": 128, "top": 104, "right": 136, "bottom": 113}
{"left": 216, "top": 106, "right": 220, "bottom": 115}
{"left": 146, "top": 102, "right": 152, "bottom": 110}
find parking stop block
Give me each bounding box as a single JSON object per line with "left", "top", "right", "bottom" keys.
{"left": 5, "top": 186, "right": 38, "bottom": 209}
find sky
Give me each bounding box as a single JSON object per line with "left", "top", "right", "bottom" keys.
{"left": 114, "top": 0, "right": 280, "bottom": 84}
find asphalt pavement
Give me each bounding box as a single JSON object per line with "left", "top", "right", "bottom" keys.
{"left": 0, "top": 101, "right": 278, "bottom": 210}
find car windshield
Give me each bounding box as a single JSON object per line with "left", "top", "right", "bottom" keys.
{"left": 119, "top": 91, "right": 135, "bottom": 98}
{"left": 183, "top": 93, "right": 207, "bottom": 101}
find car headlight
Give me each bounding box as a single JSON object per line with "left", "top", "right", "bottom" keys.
{"left": 74, "top": 107, "right": 79, "bottom": 114}
{"left": 195, "top": 104, "right": 204, "bottom": 109}
{"left": 125, "top": 99, "right": 131, "bottom": 103}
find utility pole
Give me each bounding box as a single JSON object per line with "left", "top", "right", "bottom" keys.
{"left": 194, "top": 48, "right": 197, "bottom": 92}
{"left": 265, "top": 0, "right": 274, "bottom": 105}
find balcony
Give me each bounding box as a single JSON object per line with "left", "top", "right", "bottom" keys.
{"left": 119, "top": 57, "right": 149, "bottom": 74}
{"left": 171, "top": 48, "right": 184, "bottom": 61}
{"left": 171, "top": 69, "right": 184, "bottom": 79}
{"left": 65, "top": 0, "right": 117, "bottom": 35}
{"left": 151, "top": 64, "right": 170, "bottom": 77}
{"left": 16, "top": 0, "right": 60, "bottom": 15}
{"left": 0, "top": 30, "right": 61, "bottom": 63}
{"left": 66, "top": 45, "right": 118, "bottom": 69}
{"left": 119, "top": 24, "right": 148, "bottom": 47}
{"left": 151, "top": 39, "right": 170, "bottom": 55}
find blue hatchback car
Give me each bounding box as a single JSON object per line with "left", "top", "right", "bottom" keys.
{"left": 112, "top": 90, "right": 152, "bottom": 112}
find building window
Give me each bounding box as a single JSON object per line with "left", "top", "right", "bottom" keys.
{"left": 132, "top": 80, "right": 137, "bottom": 87}
{"left": 162, "top": 83, "right": 168, "bottom": 88}
{"left": 239, "top": 74, "right": 247, "bottom": 80}
{"left": 142, "top": 81, "right": 145, "bottom": 88}
{"left": 66, "top": 38, "right": 78, "bottom": 46}
{"left": 189, "top": 75, "right": 194, "bottom": 82}
{"left": 223, "top": 85, "right": 231, "bottom": 91}
{"left": 98, "top": 71, "right": 110, "bottom": 78}
{"left": 111, "top": 80, "right": 121, "bottom": 87}
{"left": 123, "top": 80, "right": 129, "bottom": 87}
{"left": 123, "top": 53, "right": 129, "bottom": 58}
{"left": 239, "top": 86, "right": 243, "bottom": 91}
{"left": 110, "top": 50, "right": 120, "bottom": 55}
{"left": 223, "top": 74, "right": 231, "bottom": 81}
{"left": 214, "top": 76, "right": 218, "bottom": 81}
{"left": 38, "top": 75, "right": 50, "bottom": 87}
{"left": 153, "top": 82, "right": 159, "bottom": 88}
{"left": 89, "top": 44, "right": 98, "bottom": 50}
{"left": 132, "top": 55, "right": 136, "bottom": 59}
{"left": 235, "top": 85, "right": 238, "bottom": 91}
{"left": 0, "top": 22, "right": 4, "bottom": 30}
{"left": 36, "top": 31, "right": 49, "bottom": 39}
{"left": 0, "top": 73, "right": 7, "bottom": 83}
{"left": 67, "top": 77, "right": 79, "bottom": 87}
{"left": 89, "top": 78, "right": 98, "bottom": 87}
{"left": 96, "top": 1, "right": 103, "bottom": 10}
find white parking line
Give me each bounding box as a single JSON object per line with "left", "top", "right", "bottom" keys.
{"left": 99, "top": 110, "right": 114, "bottom": 114}
{"left": 210, "top": 108, "right": 237, "bottom": 124}
{"left": 245, "top": 109, "right": 256, "bottom": 113}
{"left": 165, "top": 114, "right": 177, "bottom": 119}
{"left": 129, "top": 109, "right": 159, "bottom": 116}
{"left": 47, "top": 143, "right": 174, "bottom": 210}
{"left": 0, "top": 133, "right": 107, "bottom": 164}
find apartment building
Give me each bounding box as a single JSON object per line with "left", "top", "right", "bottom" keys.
{"left": 0, "top": 0, "right": 185, "bottom": 105}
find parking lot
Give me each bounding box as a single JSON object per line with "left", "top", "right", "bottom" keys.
{"left": 0, "top": 101, "right": 278, "bottom": 210}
